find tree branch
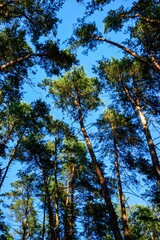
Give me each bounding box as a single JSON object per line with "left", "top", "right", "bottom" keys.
{"left": 119, "top": 76, "right": 136, "bottom": 108}
{"left": 0, "top": 53, "right": 33, "bottom": 71}
{"left": 92, "top": 36, "right": 160, "bottom": 73}
{"left": 0, "top": 128, "right": 26, "bottom": 189}
{"left": 121, "top": 13, "right": 160, "bottom": 24}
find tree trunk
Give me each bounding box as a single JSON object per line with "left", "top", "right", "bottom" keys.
{"left": 64, "top": 165, "right": 75, "bottom": 240}
{"left": 42, "top": 194, "right": 46, "bottom": 240}
{"left": 93, "top": 36, "right": 160, "bottom": 73}
{"left": 55, "top": 181, "right": 60, "bottom": 240}
{"left": 54, "top": 138, "right": 60, "bottom": 240}
{"left": 136, "top": 106, "right": 160, "bottom": 188}
{"left": 69, "top": 163, "right": 75, "bottom": 239}
{"left": 0, "top": 128, "right": 25, "bottom": 189}
{"left": 113, "top": 134, "right": 131, "bottom": 240}
{"left": 120, "top": 80, "right": 160, "bottom": 188}
{"left": 64, "top": 174, "right": 70, "bottom": 240}
{"left": 0, "top": 123, "right": 15, "bottom": 156}
{"left": 75, "top": 95, "right": 122, "bottom": 240}
{"left": 22, "top": 185, "right": 29, "bottom": 240}
{"left": 42, "top": 168, "right": 55, "bottom": 240}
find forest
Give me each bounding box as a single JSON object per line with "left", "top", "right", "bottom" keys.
{"left": 0, "top": 0, "right": 160, "bottom": 239}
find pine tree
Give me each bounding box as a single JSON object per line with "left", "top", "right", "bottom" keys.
{"left": 43, "top": 66, "right": 123, "bottom": 240}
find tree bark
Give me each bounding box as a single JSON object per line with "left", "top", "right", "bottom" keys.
{"left": 69, "top": 163, "right": 75, "bottom": 239}
{"left": 42, "top": 168, "right": 55, "bottom": 240}
{"left": 113, "top": 133, "right": 131, "bottom": 240}
{"left": 22, "top": 184, "right": 30, "bottom": 240}
{"left": 0, "top": 53, "right": 32, "bottom": 71}
{"left": 74, "top": 91, "right": 122, "bottom": 240}
{"left": 42, "top": 194, "right": 46, "bottom": 240}
{"left": 64, "top": 164, "right": 75, "bottom": 240}
{"left": 92, "top": 36, "right": 160, "bottom": 73}
{"left": 136, "top": 106, "right": 160, "bottom": 188}
{"left": 54, "top": 138, "right": 60, "bottom": 240}
{"left": 64, "top": 174, "right": 70, "bottom": 240}
{"left": 120, "top": 80, "right": 160, "bottom": 188}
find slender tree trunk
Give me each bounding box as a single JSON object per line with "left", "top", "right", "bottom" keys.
{"left": 121, "top": 80, "right": 160, "bottom": 188}
{"left": 22, "top": 222, "right": 27, "bottom": 240}
{"left": 42, "top": 168, "right": 55, "bottom": 240}
{"left": 136, "top": 106, "right": 160, "bottom": 188}
{"left": 64, "top": 165, "right": 74, "bottom": 240}
{"left": 55, "top": 195, "right": 60, "bottom": 240}
{"left": 42, "top": 194, "right": 46, "bottom": 240}
{"left": 69, "top": 163, "right": 75, "bottom": 239}
{"left": 75, "top": 95, "right": 122, "bottom": 240}
{"left": 113, "top": 133, "right": 131, "bottom": 240}
{"left": 0, "top": 128, "right": 25, "bottom": 189}
{"left": 55, "top": 180, "right": 60, "bottom": 240}
{"left": 64, "top": 174, "right": 70, "bottom": 240}
{"left": 22, "top": 186, "right": 29, "bottom": 240}
{"left": 0, "top": 124, "right": 15, "bottom": 156}
{"left": 54, "top": 138, "right": 60, "bottom": 240}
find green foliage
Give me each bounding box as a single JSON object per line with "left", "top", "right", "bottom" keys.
{"left": 0, "top": 24, "right": 32, "bottom": 63}
{"left": 35, "top": 41, "right": 77, "bottom": 76}
{"left": 0, "top": 209, "right": 13, "bottom": 240}
{"left": 1, "top": 0, "right": 160, "bottom": 239}
{"left": 104, "top": 6, "right": 127, "bottom": 33}
{"left": 129, "top": 205, "right": 160, "bottom": 239}
{"left": 43, "top": 66, "right": 103, "bottom": 120}
{"left": 82, "top": 201, "right": 113, "bottom": 239}
{"left": 76, "top": 0, "right": 113, "bottom": 14}
{"left": 0, "top": 0, "right": 64, "bottom": 41}
{"left": 103, "top": 0, "right": 160, "bottom": 51}
{"left": 3, "top": 172, "right": 41, "bottom": 239}
{"left": 74, "top": 0, "right": 160, "bottom": 73}
{"left": 0, "top": 0, "right": 76, "bottom": 103}
{"left": 97, "top": 57, "right": 159, "bottom": 116}
{"left": 73, "top": 22, "right": 100, "bottom": 51}
{"left": 97, "top": 107, "right": 141, "bottom": 148}
{"left": 63, "top": 137, "right": 88, "bottom": 165}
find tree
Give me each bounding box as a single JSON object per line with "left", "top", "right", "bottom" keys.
{"left": 3, "top": 172, "right": 41, "bottom": 239}
{"left": 0, "top": 2, "right": 76, "bottom": 171}
{"left": 0, "top": 207, "right": 13, "bottom": 240}
{"left": 82, "top": 201, "right": 114, "bottom": 240}
{"left": 13, "top": 135, "right": 57, "bottom": 239}
{"left": 0, "top": 101, "right": 32, "bottom": 189}
{"left": 71, "top": 0, "right": 160, "bottom": 189}
{"left": 96, "top": 108, "right": 138, "bottom": 240}
{"left": 43, "top": 66, "right": 123, "bottom": 240}
{"left": 62, "top": 136, "right": 91, "bottom": 240}
{"left": 14, "top": 102, "right": 91, "bottom": 239}
{"left": 73, "top": 0, "right": 160, "bottom": 73}
{"left": 129, "top": 205, "right": 160, "bottom": 240}
{"left": 1, "top": 1, "right": 160, "bottom": 239}
{"left": 71, "top": 0, "right": 160, "bottom": 188}
{"left": 0, "top": 0, "right": 75, "bottom": 76}
{"left": 96, "top": 58, "right": 160, "bottom": 189}
{"left": 0, "top": 99, "right": 53, "bottom": 189}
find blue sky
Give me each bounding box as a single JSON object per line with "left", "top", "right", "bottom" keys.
{"left": 24, "top": 0, "right": 134, "bottom": 102}
{"left": 2, "top": 0, "right": 150, "bottom": 208}
{"left": 22, "top": 0, "right": 131, "bottom": 111}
